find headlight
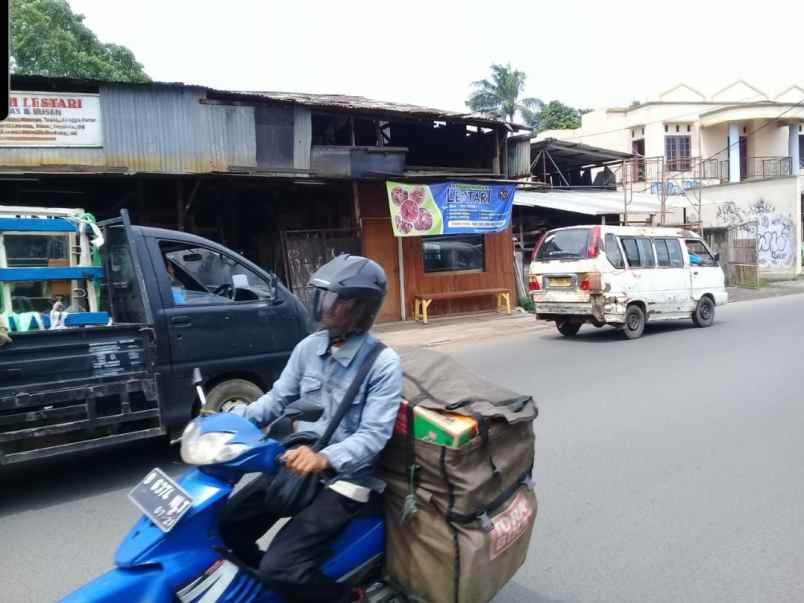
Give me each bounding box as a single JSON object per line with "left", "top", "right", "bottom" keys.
{"left": 180, "top": 424, "right": 249, "bottom": 465}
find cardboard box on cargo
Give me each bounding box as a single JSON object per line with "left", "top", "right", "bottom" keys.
{"left": 393, "top": 399, "right": 478, "bottom": 448}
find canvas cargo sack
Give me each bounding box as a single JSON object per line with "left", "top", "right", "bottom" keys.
{"left": 380, "top": 347, "right": 539, "bottom": 603}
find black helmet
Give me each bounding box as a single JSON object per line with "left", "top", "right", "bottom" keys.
{"left": 309, "top": 255, "right": 388, "bottom": 336}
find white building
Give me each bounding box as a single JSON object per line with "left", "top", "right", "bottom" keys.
{"left": 535, "top": 80, "right": 804, "bottom": 281}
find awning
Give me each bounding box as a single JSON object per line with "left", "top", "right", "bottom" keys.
{"left": 514, "top": 189, "right": 668, "bottom": 216}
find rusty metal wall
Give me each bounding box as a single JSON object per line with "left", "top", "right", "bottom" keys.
{"left": 0, "top": 85, "right": 257, "bottom": 173}
{"left": 507, "top": 137, "right": 532, "bottom": 178}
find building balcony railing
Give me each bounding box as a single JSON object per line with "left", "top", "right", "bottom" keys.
{"left": 624, "top": 155, "right": 794, "bottom": 188}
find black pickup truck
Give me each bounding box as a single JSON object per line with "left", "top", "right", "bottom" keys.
{"left": 0, "top": 211, "right": 310, "bottom": 465}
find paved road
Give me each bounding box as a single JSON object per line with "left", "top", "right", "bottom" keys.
{"left": 2, "top": 294, "right": 803, "bottom": 602}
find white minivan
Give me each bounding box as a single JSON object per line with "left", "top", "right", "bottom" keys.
{"left": 528, "top": 225, "right": 728, "bottom": 339}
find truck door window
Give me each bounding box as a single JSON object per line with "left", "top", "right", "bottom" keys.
{"left": 604, "top": 234, "right": 625, "bottom": 269}
{"left": 621, "top": 237, "right": 641, "bottom": 268}
{"left": 667, "top": 239, "right": 684, "bottom": 267}
{"left": 160, "top": 244, "right": 273, "bottom": 305}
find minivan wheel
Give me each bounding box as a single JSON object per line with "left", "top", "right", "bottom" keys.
{"left": 203, "top": 379, "right": 263, "bottom": 414}
{"left": 692, "top": 297, "right": 715, "bottom": 328}
{"left": 556, "top": 319, "right": 582, "bottom": 337}
{"left": 622, "top": 305, "right": 646, "bottom": 340}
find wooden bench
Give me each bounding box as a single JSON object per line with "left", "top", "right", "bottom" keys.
{"left": 413, "top": 288, "right": 512, "bottom": 324}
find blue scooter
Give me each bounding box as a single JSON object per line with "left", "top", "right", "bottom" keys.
{"left": 61, "top": 370, "right": 406, "bottom": 603}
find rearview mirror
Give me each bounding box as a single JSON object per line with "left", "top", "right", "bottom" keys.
{"left": 182, "top": 253, "right": 203, "bottom": 263}
{"left": 284, "top": 401, "right": 323, "bottom": 423}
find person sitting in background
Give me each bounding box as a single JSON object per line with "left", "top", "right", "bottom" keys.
{"left": 165, "top": 259, "right": 187, "bottom": 304}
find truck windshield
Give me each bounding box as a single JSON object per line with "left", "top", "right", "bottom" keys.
{"left": 535, "top": 229, "right": 591, "bottom": 261}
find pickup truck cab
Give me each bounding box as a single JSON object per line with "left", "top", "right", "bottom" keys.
{"left": 0, "top": 210, "right": 310, "bottom": 465}
{"left": 528, "top": 225, "right": 728, "bottom": 339}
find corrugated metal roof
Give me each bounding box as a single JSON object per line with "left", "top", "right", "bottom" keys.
{"left": 11, "top": 75, "right": 522, "bottom": 130}
{"left": 207, "top": 89, "right": 524, "bottom": 129}
{"left": 514, "top": 189, "right": 674, "bottom": 216}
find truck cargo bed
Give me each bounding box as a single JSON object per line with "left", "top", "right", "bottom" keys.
{"left": 0, "top": 325, "right": 163, "bottom": 464}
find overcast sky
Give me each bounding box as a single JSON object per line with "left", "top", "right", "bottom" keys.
{"left": 68, "top": 0, "right": 804, "bottom": 113}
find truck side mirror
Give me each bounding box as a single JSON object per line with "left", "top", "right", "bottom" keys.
{"left": 713, "top": 252, "right": 721, "bottom": 264}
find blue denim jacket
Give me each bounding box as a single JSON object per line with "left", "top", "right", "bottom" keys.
{"left": 241, "top": 330, "right": 402, "bottom": 475}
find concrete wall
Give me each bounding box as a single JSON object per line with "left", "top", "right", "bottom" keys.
{"left": 699, "top": 176, "right": 801, "bottom": 280}
{"left": 537, "top": 102, "right": 797, "bottom": 163}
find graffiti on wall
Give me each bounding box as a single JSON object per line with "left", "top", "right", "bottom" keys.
{"left": 716, "top": 199, "right": 795, "bottom": 269}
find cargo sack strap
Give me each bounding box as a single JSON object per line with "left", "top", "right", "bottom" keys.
{"left": 399, "top": 371, "right": 440, "bottom": 523}
{"left": 313, "top": 340, "right": 386, "bottom": 452}
{"left": 401, "top": 396, "right": 422, "bottom": 523}
{"left": 470, "top": 412, "right": 499, "bottom": 480}
{"left": 444, "top": 469, "right": 535, "bottom": 532}
{"left": 439, "top": 446, "right": 462, "bottom": 603}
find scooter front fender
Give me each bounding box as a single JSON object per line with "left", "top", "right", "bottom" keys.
{"left": 58, "top": 565, "right": 173, "bottom": 603}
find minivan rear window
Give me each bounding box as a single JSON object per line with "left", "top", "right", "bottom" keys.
{"left": 535, "top": 229, "right": 590, "bottom": 261}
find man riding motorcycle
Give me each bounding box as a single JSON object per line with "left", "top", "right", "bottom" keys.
{"left": 219, "top": 254, "right": 402, "bottom": 603}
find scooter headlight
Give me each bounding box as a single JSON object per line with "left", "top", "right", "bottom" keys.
{"left": 180, "top": 422, "right": 249, "bottom": 465}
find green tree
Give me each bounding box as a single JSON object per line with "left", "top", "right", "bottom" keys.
{"left": 533, "top": 100, "right": 583, "bottom": 132}
{"left": 466, "top": 63, "right": 542, "bottom": 124}
{"left": 10, "top": 0, "right": 149, "bottom": 82}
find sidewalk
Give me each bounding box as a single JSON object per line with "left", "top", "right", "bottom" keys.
{"left": 376, "top": 280, "right": 804, "bottom": 349}
{"left": 375, "top": 309, "right": 550, "bottom": 349}
{"left": 727, "top": 278, "right": 804, "bottom": 303}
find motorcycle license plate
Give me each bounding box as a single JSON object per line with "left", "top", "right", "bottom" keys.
{"left": 129, "top": 468, "right": 194, "bottom": 533}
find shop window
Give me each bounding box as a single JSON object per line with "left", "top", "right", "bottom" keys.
{"left": 665, "top": 135, "right": 691, "bottom": 171}
{"left": 423, "top": 235, "right": 485, "bottom": 274}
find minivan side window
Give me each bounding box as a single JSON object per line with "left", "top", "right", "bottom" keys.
{"left": 604, "top": 234, "right": 625, "bottom": 269}
{"left": 667, "top": 239, "right": 684, "bottom": 267}
{"left": 621, "top": 237, "right": 641, "bottom": 268}
{"left": 637, "top": 238, "right": 656, "bottom": 268}
{"left": 654, "top": 239, "right": 671, "bottom": 267}
{"left": 685, "top": 239, "right": 717, "bottom": 267}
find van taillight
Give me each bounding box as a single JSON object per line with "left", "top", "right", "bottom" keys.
{"left": 528, "top": 275, "right": 541, "bottom": 291}
{"left": 580, "top": 273, "right": 602, "bottom": 292}
{"left": 587, "top": 226, "right": 602, "bottom": 258}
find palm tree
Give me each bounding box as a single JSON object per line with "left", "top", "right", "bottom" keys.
{"left": 466, "top": 63, "right": 543, "bottom": 125}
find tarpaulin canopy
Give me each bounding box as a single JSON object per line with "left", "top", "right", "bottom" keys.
{"left": 513, "top": 189, "right": 678, "bottom": 216}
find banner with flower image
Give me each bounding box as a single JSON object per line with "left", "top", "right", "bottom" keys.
{"left": 386, "top": 181, "right": 515, "bottom": 237}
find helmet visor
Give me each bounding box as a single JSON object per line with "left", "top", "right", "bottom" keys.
{"left": 312, "top": 288, "right": 340, "bottom": 322}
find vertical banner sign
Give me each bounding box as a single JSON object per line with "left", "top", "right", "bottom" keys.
{"left": 387, "top": 181, "right": 515, "bottom": 237}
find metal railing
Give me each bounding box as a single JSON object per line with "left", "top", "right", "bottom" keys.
{"left": 624, "top": 155, "right": 793, "bottom": 186}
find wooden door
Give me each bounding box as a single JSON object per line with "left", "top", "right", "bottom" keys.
{"left": 362, "top": 217, "right": 401, "bottom": 322}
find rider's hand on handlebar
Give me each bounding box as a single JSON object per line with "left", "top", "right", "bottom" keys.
{"left": 282, "top": 446, "right": 330, "bottom": 476}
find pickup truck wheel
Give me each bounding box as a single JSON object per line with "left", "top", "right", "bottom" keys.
{"left": 622, "top": 305, "right": 645, "bottom": 340}
{"left": 556, "top": 319, "right": 582, "bottom": 337}
{"left": 203, "top": 379, "right": 263, "bottom": 413}
{"left": 692, "top": 297, "right": 715, "bottom": 328}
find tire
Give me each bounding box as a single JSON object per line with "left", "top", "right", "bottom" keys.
{"left": 203, "top": 379, "right": 263, "bottom": 413}
{"left": 692, "top": 296, "right": 715, "bottom": 328}
{"left": 556, "top": 319, "right": 582, "bottom": 337}
{"left": 622, "top": 305, "right": 646, "bottom": 340}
